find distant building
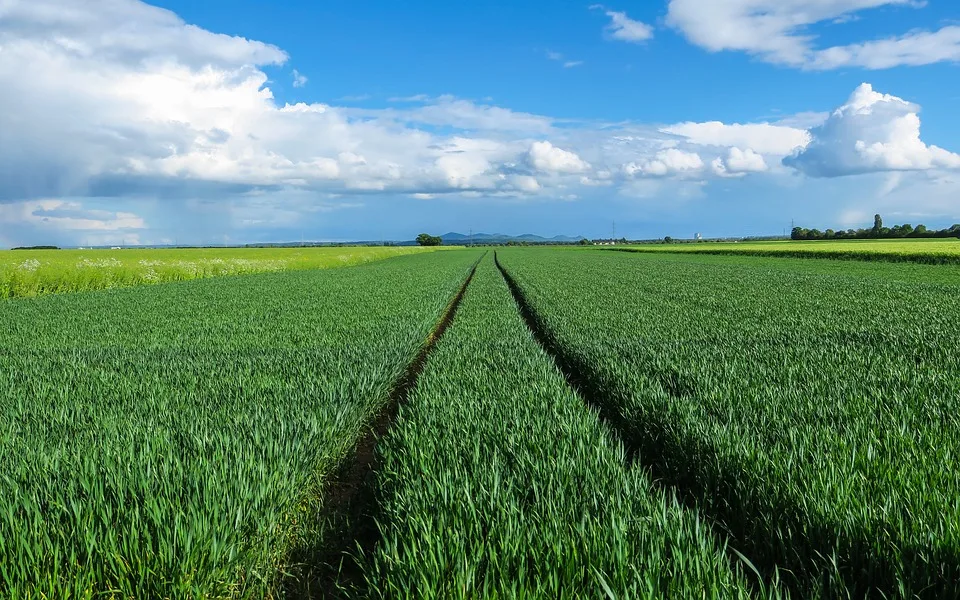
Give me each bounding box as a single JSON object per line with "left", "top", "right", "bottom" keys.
{"left": 695, "top": 232, "right": 703, "bottom": 240}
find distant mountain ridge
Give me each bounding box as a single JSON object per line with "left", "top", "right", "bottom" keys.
{"left": 440, "top": 232, "right": 585, "bottom": 243}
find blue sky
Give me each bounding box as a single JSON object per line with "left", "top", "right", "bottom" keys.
{"left": 1, "top": 0, "right": 959, "bottom": 246}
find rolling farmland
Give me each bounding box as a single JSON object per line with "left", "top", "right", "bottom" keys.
{"left": 1, "top": 245, "right": 958, "bottom": 598}
{"left": 0, "top": 246, "right": 445, "bottom": 298}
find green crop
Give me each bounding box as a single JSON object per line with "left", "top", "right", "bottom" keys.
{"left": 354, "top": 255, "right": 775, "bottom": 599}
{"left": 497, "top": 248, "right": 960, "bottom": 598}
{"left": 4, "top": 245, "right": 956, "bottom": 598}
{"left": 613, "top": 238, "right": 960, "bottom": 265}
{"left": 0, "top": 246, "right": 449, "bottom": 299}
{"left": 0, "top": 250, "right": 478, "bottom": 598}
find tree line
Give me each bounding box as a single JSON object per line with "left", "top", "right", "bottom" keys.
{"left": 792, "top": 214, "right": 960, "bottom": 241}
{"left": 415, "top": 233, "right": 443, "bottom": 246}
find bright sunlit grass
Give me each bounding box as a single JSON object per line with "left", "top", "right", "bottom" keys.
{"left": 618, "top": 238, "right": 960, "bottom": 263}
{"left": 0, "top": 246, "right": 448, "bottom": 298}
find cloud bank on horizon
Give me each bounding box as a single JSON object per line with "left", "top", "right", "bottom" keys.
{"left": 0, "top": 0, "right": 959, "bottom": 246}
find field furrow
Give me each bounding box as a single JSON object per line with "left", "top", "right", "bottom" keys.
{"left": 350, "top": 255, "right": 770, "bottom": 599}
{"left": 288, "top": 254, "right": 481, "bottom": 598}
{"left": 497, "top": 248, "right": 960, "bottom": 599}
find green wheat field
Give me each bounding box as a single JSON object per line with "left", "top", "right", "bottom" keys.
{"left": 1, "top": 239, "right": 958, "bottom": 599}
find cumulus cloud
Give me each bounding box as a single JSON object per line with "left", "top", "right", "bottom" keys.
{"left": 0, "top": 0, "right": 562, "bottom": 204}
{"left": 624, "top": 149, "right": 704, "bottom": 177}
{"left": 591, "top": 5, "right": 654, "bottom": 43}
{"left": 710, "top": 158, "right": 736, "bottom": 178}
{"left": 510, "top": 175, "right": 542, "bottom": 193}
{"left": 5, "top": 0, "right": 890, "bottom": 220}
{"left": 784, "top": 83, "right": 960, "bottom": 177}
{"left": 666, "top": 0, "right": 960, "bottom": 70}
{"left": 725, "top": 148, "right": 768, "bottom": 173}
{"left": 432, "top": 138, "right": 507, "bottom": 189}
{"left": 4, "top": 0, "right": 955, "bottom": 247}
{"left": 0, "top": 0, "right": 287, "bottom": 67}
{"left": 528, "top": 141, "right": 590, "bottom": 174}
{"left": 711, "top": 148, "right": 768, "bottom": 177}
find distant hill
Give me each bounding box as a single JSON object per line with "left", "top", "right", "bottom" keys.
{"left": 440, "top": 232, "right": 585, "bottom": 244}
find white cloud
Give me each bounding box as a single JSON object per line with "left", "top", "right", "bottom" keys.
{"left": 579, "top": 175, "right": 613, "bottom": 187}
{"left": 348, "top": 97, "right": 553, "bottom": 134}
{"left": 710, "top": 158, "right": 737, "bottom": 178}
{"left": 545, "top": 50, "right": 585, "bottom": 68}
{"left": 387, "top": 94, "right": 431, "bottom": 102}
{"left": 0, "top": 0, "right": 287, "bottom": 67}
{"left": 662, "top": 121, "right": 811, "bottom": 156}
{"left": 592, "top": 5, "right": 654, "bottom": 43}
{"left": 809, "top": 26, "right": 960, "bottom": 70}
{"left": 666, "top": 0, "right": 960, "bottom": 70}
{"left": 784, "top": 83, "right": 960, "bottom": 177}
{"left": 0, "top": 0, "right": 561, "bottom": 202}
{"left": 725, "top": 147, "right": 768, "bottom": 173}
{"left": 5, "top": 0, "right": 860, "bottom": 221}
{"left": 511, "top": 175, "right": 542, "bottom": 192}
{"left": 434, "top": 143, "right": 497, "bottom": 189}
{"left": 773, "top": 112, "right": 831, "bottom": 130}
{"left": 712, "top": 148, "right": 768, "bottom": 177}
{"left": 5, "top": 0, "right": 955, "bottom": 247}
{"left": 624, "top": 149, "right": 704, "bottom": 177}
{"left": 528, "top": 141, "right": 590, "bottom": 174}
{"left": 292, "top": 69, "right": 308, "bottom": 88}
